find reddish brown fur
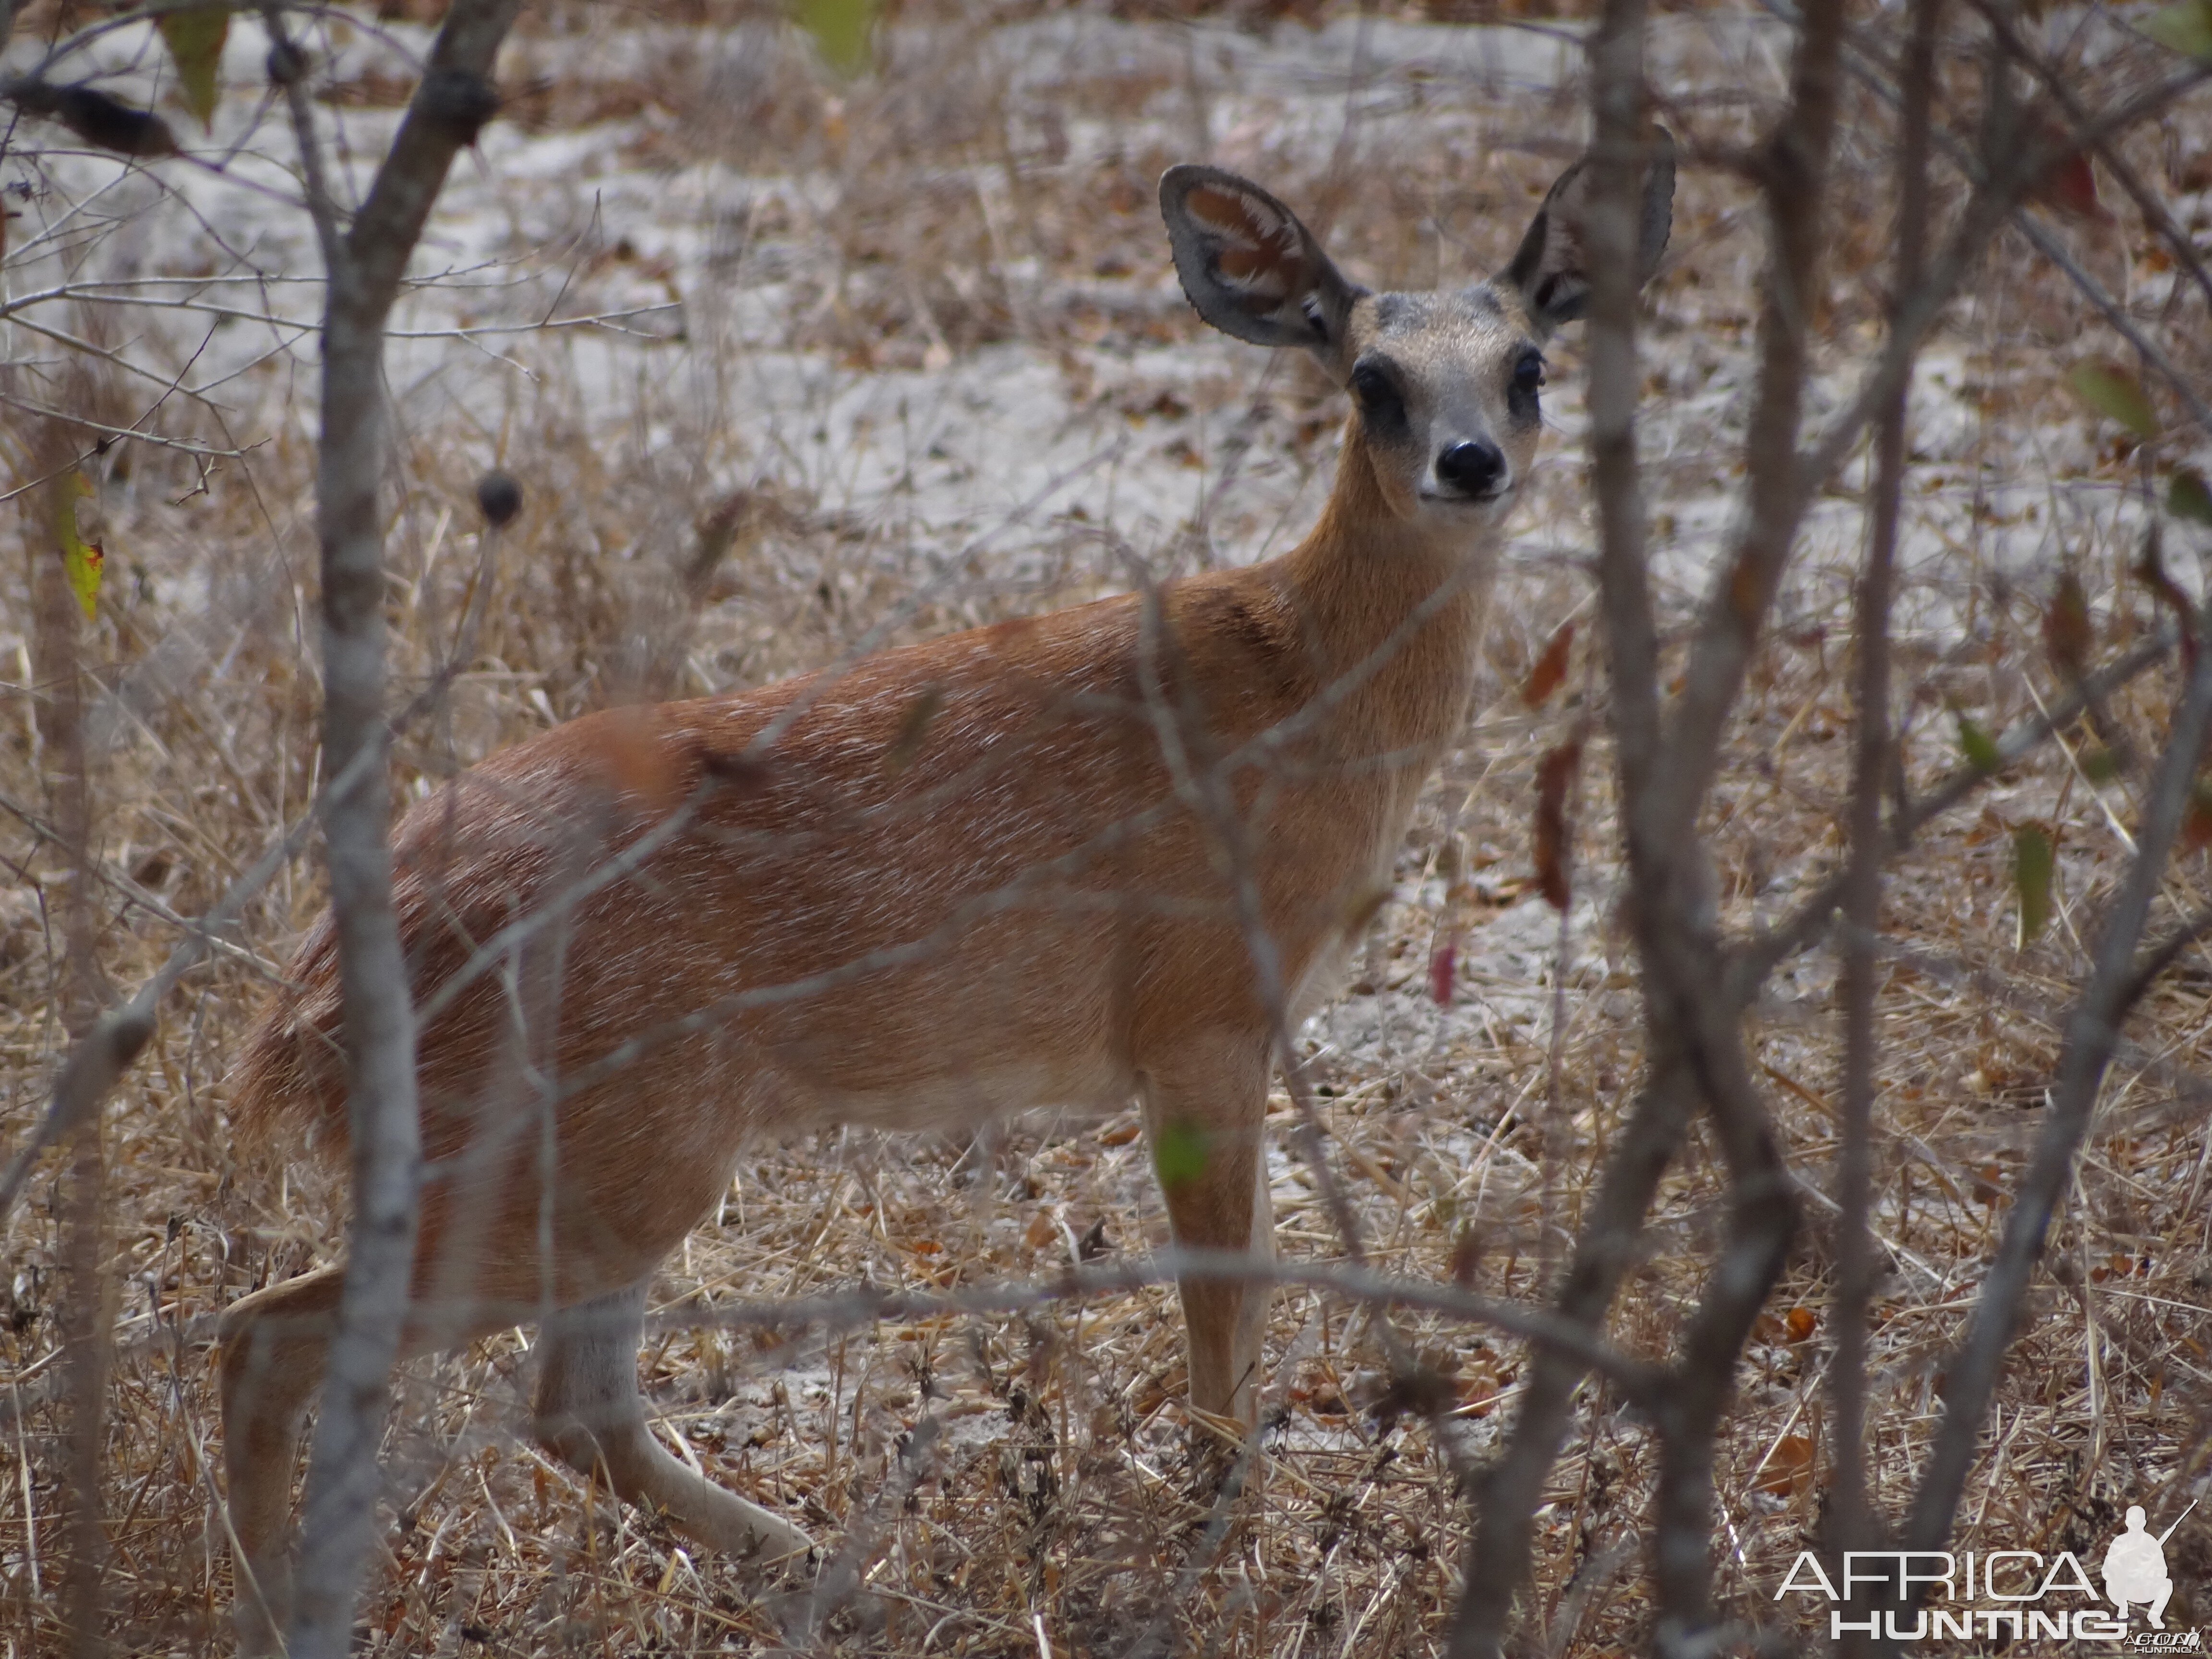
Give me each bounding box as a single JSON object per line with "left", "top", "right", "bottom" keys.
{"left": 230, "top": 443, "right": 1486, "bottom": 1309}
{"left": 216, "top": 144, "right": 1669, "bottom": 1649}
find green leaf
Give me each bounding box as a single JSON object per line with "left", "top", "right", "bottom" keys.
{"left": 2067, "top": 363, "right": 2161, "bottom": 442}
{"left": 157, "top": 6, "right": 228, "bottom": 131}
{"left": 1953, "top": 708, "right": 2003, "bottom": 775}
{"left": 2080, "top": 746, "right": 2122, "bottom": 784}
{"left": 881, "top": 684, "right": 943, "bottom": 776}
{"left": 2171, "top": 469, "right": 2212, "bottom": 528}
{"left": 2146, "top": 0, "right": 2212, "bottom": 61}
{"left": 2013, "top": 825, "right": 2055, "bottom": 949}
{"left": 793, "top": 0, "right": 877, "bottom": 76}
{"left": 1152, "top": 1120, "right": 1209, "bottom": 1190}
{"left": 52, "top": 470, "right": 103, "bottom": 621}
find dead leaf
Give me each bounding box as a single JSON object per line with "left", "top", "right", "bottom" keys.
{"left": 1448, "top": 1225, "right": 1483, "bottom": 1288}
{"left": 2043, "top": 569, "right": 2091, "bottom": 677}
{"left": 1459, "top": 1354, "right": 1502, "bottom": 1417}
{"left": 1521, "top": 619, "right": 1574, "bottom": 707}
{"left": 1757, "top": 1434, "right": 1815, "bottom": 1497}
{"left": 2029, "top": 130, "right": 2107, "bottom": 221}
{"left": 2182, "top": 779, "right": 2212, "bottom": 853}
{"left": 1534, "top": 735, "right": 1584, "bottom": 910}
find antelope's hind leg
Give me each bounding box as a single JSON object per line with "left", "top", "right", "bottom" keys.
{"left": 217, "top": 1255, "right": 522, "bottom": 1652}
{"left": 215, "top": 1265, "right": 343, "bottom": 1655}
{"left": 533, "top": 1283, "right": 814, "bottom": 1566}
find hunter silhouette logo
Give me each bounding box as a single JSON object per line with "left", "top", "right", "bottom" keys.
{"left": 1776, "top": 1497, "right": 2201, "bottom": 1645}
{"left": 2106, "top": 1503, "right": 2194, "bottom": 1632}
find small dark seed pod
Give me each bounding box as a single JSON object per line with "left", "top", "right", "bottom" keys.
{"left": 266, "top": 39, "right": 311, "bottom": 88}
{"left": 416, "top": 67, "right": 500, "bottom": 146}
{"left": 475, "top": 471, "right": 522, "bottom": 529}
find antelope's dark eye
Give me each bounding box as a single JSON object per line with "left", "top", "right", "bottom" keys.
{"left": 1350, "top": 361, "right": 1406, "bottom": 433}
{"left": 1507, "top": 347, "right": 1545, "bottom": 421}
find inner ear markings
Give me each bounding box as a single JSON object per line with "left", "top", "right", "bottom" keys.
{"left": 1160, "top": 163, "right": 1361, "bottom": 363}
{"left": 1186, "top": 185, "right": 1298, "bottom": 305}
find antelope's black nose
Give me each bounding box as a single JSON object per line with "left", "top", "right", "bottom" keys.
{"left": 1436, "top": 440, "right": 1506, "bottom": 497}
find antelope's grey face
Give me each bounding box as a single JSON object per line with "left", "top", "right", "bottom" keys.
{"left": 1159, "top": 139, "right": 1674, "bottom": 530}
{"left": 1336, "top": 286, "right": 1549, "bottom": 520}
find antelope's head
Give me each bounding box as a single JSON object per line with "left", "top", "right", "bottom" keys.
{"left": 1160, "top": 135, "right": 1675, "bottom": 529}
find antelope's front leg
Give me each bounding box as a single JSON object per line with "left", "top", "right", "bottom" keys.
{"left": 1142, "top": 1033, "right": 1274, "bottom": 1431}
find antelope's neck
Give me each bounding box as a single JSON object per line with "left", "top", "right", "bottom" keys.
{"left": 1277, "top": 434, "right": 1498, "bottom": 757}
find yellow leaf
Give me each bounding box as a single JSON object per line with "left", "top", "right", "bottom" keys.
{"left": 66, "top": 541, "right": 105, "bottom": 620}
{"left": 157, "top": 6, "right": 228, "bottom": 131}
{"left": 51, "top": 470, "right": 104, "bottom": 620}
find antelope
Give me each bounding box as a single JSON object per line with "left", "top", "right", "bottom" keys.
{"left": 217, "top": 136, "right": 1674, "bottom": 1645}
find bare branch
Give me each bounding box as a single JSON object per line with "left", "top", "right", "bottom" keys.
{"left": 645, "top": 1249, "right": 1663, "bottom": 1397}
{"left": 2008, "top": 209, "right": 2212, "bottom": 436}
{"left": 1750, "top": 6, "right": 2212, "bottom": 494}
{"left": 2, "top": 1247, "right": 1663, "bottom": 1433}
{"left": 1452, "top": 8, "right": 1678, "bottom": 1651}
{"left": 1582, "top": 5, "right": 1663, "bottom": 816}
{"left": 281, "top": 6, "right": 525, "bottom": 1655}
{"left": 20, "top": 418, "right": 111, "bottom": 1659}
{"left": 2119, "top": 905, "right": 2212, "bottom": 1014}
{"left": 786, "top": 1414, "right": 944, "bottom": 1646}
{"left": 1648, "top": 1161, "right": 1797, "bottom": 1657}
{"left": 1830, "top": 0, "right": 1939, "bottom": 1588}
{"left": 1902, "top": 605, "right": 2212, "bottom": 1566}
{"left": 1645, "top": 0, "right": 1845, "bottom": 855}
{"left": 262, "top": 4, "right": 343, "bottom": 274}
{"left": 1729, "top": 630, "right": 2176, "bottom": 997}
{"left": 1969, "top": 0, "right": 2212, "bottom": 318}
{"left": 0, "top": 675, "right": 462, "bottom": 1226}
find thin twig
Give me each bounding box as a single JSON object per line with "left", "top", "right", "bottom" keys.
{"left": 1831, "top": 0, "right": 1938, "bottom": 1595}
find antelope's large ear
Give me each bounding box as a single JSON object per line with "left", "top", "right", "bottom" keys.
{"left": 1503, "top": 127, "right": 1675, "bottom": 336}
{"left": 1160, "top": 165, "right": 1366, "bottom": 379}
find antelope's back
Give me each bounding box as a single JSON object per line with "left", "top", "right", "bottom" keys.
{"left": 226, "top": 568, "right": 1362, "bottom": 1167}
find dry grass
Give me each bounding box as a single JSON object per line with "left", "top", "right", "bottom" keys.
{"left": 4, "top": 2, "right": 2212, "bottom": 1654}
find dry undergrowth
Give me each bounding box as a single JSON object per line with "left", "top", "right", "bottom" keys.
{"left": 4, "top": 2, "right": 2212, "bottom": 1654}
